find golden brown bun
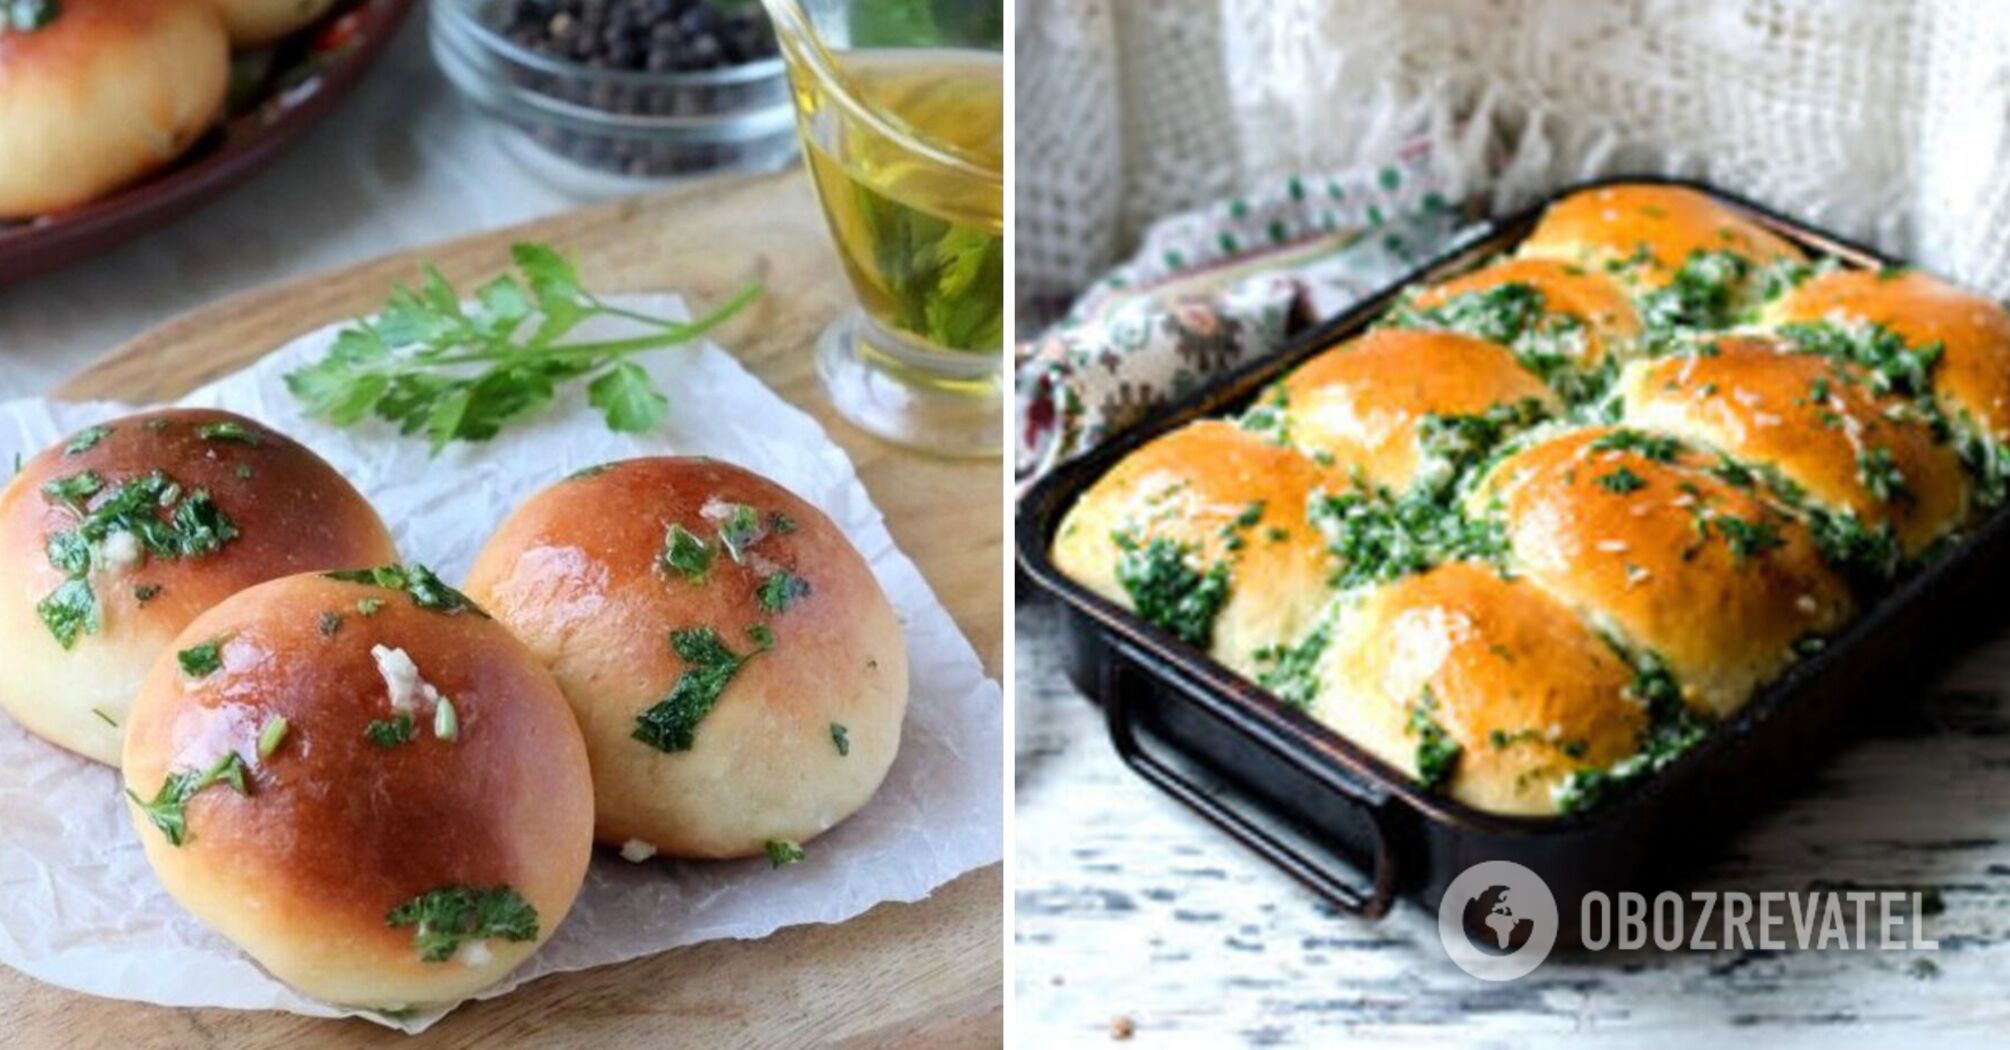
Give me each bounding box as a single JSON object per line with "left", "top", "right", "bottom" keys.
{"left": 464, "top": 457, "right": 907, "bottom": 860}
{"left": 1316, "top": 561, "right": 1644, "bottom": 816}
{"left": 0, "top": 0, "right": 228, "bottom": 218}
{"left": 1518, "top": 184, "right": 1805, "bottom": 289}
{"left": 1474, "top": 426, "right": 1852, "bottom": 717}
{"left": 1764, "top": 268, "right": 2010, "bottom": 441}
{"left": 1278, "top": 329, "right": 1557, "bottom": 490}
{"left": 1050, "top": 420, "right": 1336, "bottom": 676}
{"left": 0, "top": 409, "right": 398, "bottom": 765}
{"left": 200, "top": 0, "right": 337, "bottom": 46}
{"left": 1409, "top": 257, "right": 1643, "bottom": 368}
{"left": 1617, "top": 335, "right": 1970, "bottom": 556}
{"left": 122, "top": 570, "right": 594, "bottom": 1009}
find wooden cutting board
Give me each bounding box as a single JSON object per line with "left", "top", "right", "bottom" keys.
{"left": 0, "top": 169, "right": 1003, "bottom": 1047}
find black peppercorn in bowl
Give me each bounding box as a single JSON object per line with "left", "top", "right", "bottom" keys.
{"left": 429, "top": 0, "right": 797, "bottom": 188}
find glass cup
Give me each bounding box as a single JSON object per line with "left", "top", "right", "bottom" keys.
{"left": 761, "top": 0, "right": 1005, "bottom": 458}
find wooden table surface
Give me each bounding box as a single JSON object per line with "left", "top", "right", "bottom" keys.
{"left": 1015, "top": 595, "right": 2010, "bottom": 1048}
{"left": 0, "top": 169, "right": 1003, "bottom": 1047}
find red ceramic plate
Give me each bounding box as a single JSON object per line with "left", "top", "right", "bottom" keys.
{"left": 0, "top": 0, "right": 416, "bottom": 286}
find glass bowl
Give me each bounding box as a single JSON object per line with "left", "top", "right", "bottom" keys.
{"left": 429, "top": 0, "right": 798, "bottom": 192}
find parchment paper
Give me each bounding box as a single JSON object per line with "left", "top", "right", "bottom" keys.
{"left": 0, "top": 297, "right": 1004, "bottom": 1032}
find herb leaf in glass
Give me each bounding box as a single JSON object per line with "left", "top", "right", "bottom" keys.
{"left": 762, "top": 0, "right": 1004, "bottom": 457}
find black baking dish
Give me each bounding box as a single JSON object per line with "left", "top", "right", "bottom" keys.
{"left": 1015, "top": 175, "right": 2010, "bottom": 940}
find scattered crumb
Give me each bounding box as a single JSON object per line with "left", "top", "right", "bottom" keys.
{"left": 620, "top": 839, "right": 658, "bottom": 863}
{"left": 1110, "top": 1015, "right": 1135, "bottom": 1041}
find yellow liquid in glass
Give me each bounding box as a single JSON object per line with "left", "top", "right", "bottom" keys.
{"left": 791, "top": 48, "right": 1004, "bottom": 357}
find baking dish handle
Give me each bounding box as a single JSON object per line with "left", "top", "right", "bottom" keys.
{"left": 1101, "top": 640, "right": 1400, "bottom": 918}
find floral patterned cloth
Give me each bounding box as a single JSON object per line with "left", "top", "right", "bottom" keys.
{"left": 1015, "top": 140, "right": 1475, "bottom": 484}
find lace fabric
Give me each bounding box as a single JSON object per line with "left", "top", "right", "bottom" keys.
{"left": 1016, "top": 0, "right": 2010, "bottom": 312}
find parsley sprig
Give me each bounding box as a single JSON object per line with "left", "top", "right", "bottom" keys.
{"left": 284, "top": 244, "right": 762, "bottom": 452}
{"left": 386, "top": 885, "right": 539, "bottom": 963}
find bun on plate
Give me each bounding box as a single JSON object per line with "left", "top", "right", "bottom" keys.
{"left": 0, "top": 410, "right": 397, "bottom": 765}
{"left": 121, "top": 566, "right": 594, "bottom": 1008}
{"left": 0, "top": 0, "right": 229, "bottom": 218}
{"left": 465, "top": 457, "right": 908, "bottom": 861}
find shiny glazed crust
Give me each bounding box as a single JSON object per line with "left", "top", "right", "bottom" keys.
{"left": 1475, "top": 426, "right": 1853, "bottom": 717}
{"left": 1518, "top": 183, "right": 1805, "bottom": 289}
{"left": 1277, "top": 329, "right": 1558, "bottom": 490}
{"left": 0, "top": 0, "right": 229, "bottom": 218}
{"left": 1316, "top": 561, "right": 1646, "bottom": 816}
{"left": 121, "top": 572, "right": 595, "bottom": 1009}
{"left": 464, "top": 457, "right": 908, "bottom": 859}
{"left": 1049, "top": 420, "right": 1338, "bottom": 676}
{"left": 1617, "top": 334, "right": 1970, "bottom": 557}
{"left": 1764, "top": 268, "right": 2010, "bottom": 441}
{"left": 0, "top": 409, "right": 397, "bottom": 765}
{"left": 1408, "top": 257, "right": 1644, "bottom": 368}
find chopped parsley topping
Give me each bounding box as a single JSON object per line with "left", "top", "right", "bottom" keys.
{"left": 756, "top": 570, "right": 811, "bottom": 614}
{"left": 195, "top": 421, "right": 262, "bottom": 445}
{"left": 769, "top": 511, "right": 799, "bottom": 534}
{"left": 747, "top": 623, "right": 775, "bottom": 650}
{"left": 1, "top": 1, "right": 61, "bottom": 33}
{"left": 1595, "top": 466, "right": 1647, "bottom": 494}
{"left": 830, "top": 722, "right": 850, "bottom": 756}
{"left": 1777, "top": 321, "right": 1940, "bottom": 401}
{"left": 92, "top": 708, "right": 118, "bottom": 727}
{"left": 1408, "top": 685, "right": 1461, "bottom": 791}
{"left": 1239, "top": 385, "right": 1291, "bottom": 444}
{"left": 64, "top": 425, "right": 112, "bottom": 455}
{"left": 661, "top": 524, "right": 715, "bottom": 583}
{"left": 1417, "top": 398, "right": 1551, "bottom": 480}
{"left": 1555, "top": 648, "right": 1710, "bottom": 814}
{"left": 716, "top": 504, "right": 763, "bottom": 562}
{"left": 41, "top": 470, "right": 104, "bottom": 509}
{"left": 632, "top": 627, "right": 758, "bottom": 752}
{"left": 257, "top": 715, "right": 289, "bottom": 759}
{"left": 177, "top": 637, "right": 228, "bottom": 678}
{"left": 386, "top": 886, "right": 539, "bottom": 963}
{"left": 1111, "top": 531, "right": 1231, "bottom": 647}
{"left": 126, "top": 751, "right": 249, "bottom": 846}
{"left": 32, "top": 470, "right": 241, "bottom": 647}
{"left": 1588, "top": 429, "right": 1682, "bottom": 462}
{"left": 568, "top": 463, "right": 616, "bottom": 480}
{"left": 1857, "top": 446, "right": 1909, "bottom": 503}
{"left": 1252, "top": 624, "right": 1330, "bottom": 709}
{"left": 1710, "top": 513, "right": 1786, "bottom": 560}
{"left": 1386, "top": 283, "right": 1605, "bottom": 401}
{"left": 318, "top": 611, "right": 344, "bottom": 636}
{"left": 1308, "top": 487, "right": 1505, "bottom": 590}
{"left": 357, "top": 597, "right": 384, "bottom": 616}
{"left": 765, "top": 839, "right": 806, "bottom": 868}
{"left": 1637, "top": 250, "right": 1753, "bottom": 335}
{"left": 366, "top": 713, "right": 416, "bottom": 748}
{"left": 324, "top": 564, "right": 485, "bottom": 616}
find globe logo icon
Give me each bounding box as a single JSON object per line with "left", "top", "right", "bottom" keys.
{"left": 1437, "top": 860, "right": 1558, "bottom": 980}
{"left": 1460, "top": 885, "right": 1536, "bottom": 955}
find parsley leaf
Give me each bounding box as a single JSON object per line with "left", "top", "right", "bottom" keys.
{"left": 830, "top": 722, "right": 850, "bottom": 756}
{"left": 324, "top": 564, "right": 486, "bottom": 616}
{"left": 632, "top": 627, "right": 759, "bottom": 752}
{"left": 661, "top": 524, "right": 714, "bottom": 583}
{"left": 126, "top": 751, "right": 249, "bottom": 846}
{"left": 1409, "top": 685, "right": 1461, "bottom": 791}
{"left": 64, "top": 425, "right": 112, "bottom": 455}
{"left": 1111, "top": 531, "right": 1231, "bottom": 647}
{"left": 284, "top": 243, "right": 761, "bottom": 453}
{"left": 386, "top": 885, "right": 539, "bottom": 963}
{"left": 196, "top": 421, "right": 263, "bottom": 445}
{"left": 756, "top": 570, "right": 811, "bottom": 614}
{"left": 765, "top": 839, "right": 806, "bottom": 868}
{"left": 366, "top": 713, "right": 415, "bottom": 748}
{"left": 177, "top": 636, "right": 228, "bottom": 678}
